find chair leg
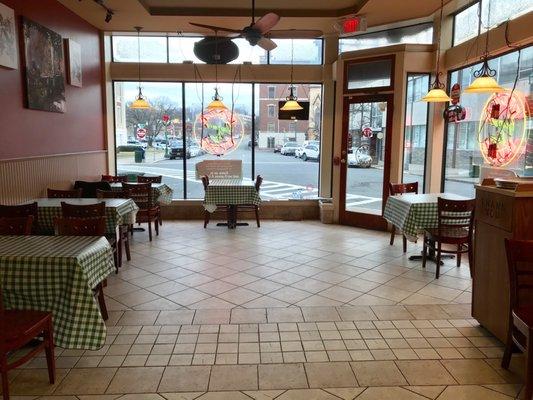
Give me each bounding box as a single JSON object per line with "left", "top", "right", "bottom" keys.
{"left": 124, "top": 235, "right": 131, "bottom": 261}
{"left": 436, "top": 242, "right": 442, "bottom": 279}
{"left": 468, "top": 242, "right": 474, "bottom": 278}
{"left": 501, "top": 330, "right": 514, "bottom": 369}
{"left": 390, "top": 225, "right": 396, "bottom": 246}
{"left": 402, "top": 235, "right": 407, "bottom": 253}
{"left": 158, "top": 209, "right": 162, "bottom": 226}
{"left": 457, "top": 245, "right": 462, "bottom": 268}
{"left": 422, "top": 235, "right": 428, "bottom": 269}
{"left": 524, "top": 332, "right": 533, "bottom": 400}
{"left": 204, "top": 211, "right": 210, "bottom": 228}
{"left": 44, "top": 320, "right": 56, "bottom": 384}
{"left": 1, "top": 356, "right": 9, "bottom": 400}
{"left": 148, "top": 222, "right": 153, "bottom": 241}
{"left": 154, "top": 218, "right": 159, "bottom": 236}
{"left": 96, "top": 283, "right": 108, "bottom": 321}
{"left": 255, "top": 206, "right": 260, "bottom": 228}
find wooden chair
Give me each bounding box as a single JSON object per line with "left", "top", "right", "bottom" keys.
{"left": 502, "top": 239, "right": 533, "bottom": 400}
{"left": 73, "top": 181, "right": 112, "bottom": 198}
{"left": 237, "top": 175, "right": 263, "bottom": 228}
{"left": 0, "top": 203, "right": 38, "bottom": 233}
{"left": 137, "top": 175, "right": 162, "bottom": 183}
{"left": 0, "top": 216, "right": 34, "bottom": 235}
{"left": 101, "top": 174, "right": 127, "bottom": 183}
{"left": 122, "top": 183, "right": 159, "bottom": 241}
{"left": 96, "top": 190, "right": 132, "bottom": 264}
{"left": 422, "top": 197, "right": 475, "bottom": 279}
{"left": 55, "top": 216, "right": 109, "bottom": 320}
{"left": 47, "top": 188, "right": 82, "bottom": 199}
{"left": 0, "top": 285, "right": 55, "bottom": 400}
{"left": 389, "top": 182, "right": 418, "bottom": 253}
{"left": 201, "top": 175, "right": 229, "bottom": 228}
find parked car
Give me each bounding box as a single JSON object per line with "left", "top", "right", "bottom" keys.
{"left": 295, "top": 146, "right": 304, "bottom": 158}
{"left": 280, "top": 142, "right": 299, "bottom": 155}
{"left": 248, "top": 139, "right": 258, "bottom": 148}
{"left": 301, "top": 144, "right": 320, "bottom": 161}
{"left": 348, "top": 148, "right": 373, "bottom": 168}
{"left": 168, "top": 139, "right": 191, "bottom": 159}
{"left": 274, "top": 143, "right": 283, "bottom": 153}
{"left": 189, "top": 143, "right": 204, "bottom": 158}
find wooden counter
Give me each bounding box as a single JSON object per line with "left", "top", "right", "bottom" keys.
{"left": 472, "top": 185, "right": 533, "bottom": 342}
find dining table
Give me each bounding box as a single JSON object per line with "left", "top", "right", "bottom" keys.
{"left": 203, "top": 178, "right": 262, "bottom": 229}
{"left": 27, "top": 198, "right": 138, "bottom": 236}
{"left": 0, "top": 235, "right": 115, "bottom": 349}
{"left": 110, "top": 182, "right": 174, "bottom": 205}
{"left": 383, "top": 192, "right": 472, "bottom": 262}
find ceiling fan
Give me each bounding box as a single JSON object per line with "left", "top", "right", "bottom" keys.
{"left": 189, "top": 0, "right": 323, "bottom": 51}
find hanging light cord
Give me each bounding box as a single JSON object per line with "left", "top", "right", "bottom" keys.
{"left": 431, "top": 0, "right": 446, "bottom": 90}
{"left": 473, "top": 0, "right": 497, "bottom": 78}
{"left": 136, "top": 27, "right": 143, "bottom": 97}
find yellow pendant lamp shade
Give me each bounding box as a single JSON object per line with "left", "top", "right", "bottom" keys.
{"left": 207, "top": 88, "right": 227, "bottom": 110}
{"left": 280, "top": 99, "right": 303, "bottom": 111}
{"left": 422, "top": 88, "right": 452, "bottom": 103}
{"left": 130, "top": 92, "right": 151, "bottom": 109}
{"left": 129, "top": 26, "right": 151, "bottom": 110}
{"left": 464, "top": 75, "right": 504, "bottom": 94}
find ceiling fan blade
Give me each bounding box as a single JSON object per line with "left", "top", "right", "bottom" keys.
{"left": 267, "top": 29, "right": 323, "bottom": 39}
{"left": 189, "top": 22, "right": 242, "bottom": 34}
{"left": 253, "top": 12, "right": 280, "bottom": 34}
{"left": 257, "top": 37, "right": 277, "bottom": 51}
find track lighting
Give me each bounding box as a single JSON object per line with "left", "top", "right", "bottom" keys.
{"left": 105, "top": 10, "right": 113, "bottom": 23}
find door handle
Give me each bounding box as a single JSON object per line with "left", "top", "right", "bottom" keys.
{"left": 340, "top": 159, "right": 346, "bottom": 164}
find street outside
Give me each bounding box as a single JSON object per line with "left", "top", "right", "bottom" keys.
{"left": 118, "top": 146, "right": 477, "bottom": 209}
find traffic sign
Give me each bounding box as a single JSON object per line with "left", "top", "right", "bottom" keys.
{"left": 136, "top": 128, "right": 147, "bottom": 139}
{"left": 362, "top": 127, "right": 373, "bottom": 138}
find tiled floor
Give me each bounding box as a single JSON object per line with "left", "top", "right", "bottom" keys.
{"left": 5, "top": 221, "right": 529, "bottom": 399}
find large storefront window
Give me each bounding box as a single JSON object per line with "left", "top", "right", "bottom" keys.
{"left": 443, "top": 46, "right": 533, "bottom": 197}
{"left": 403, "top": 74, "right": 430, "bottom": 190}
{"left": 113, "top": 82, "right": 323, "bottom": 200}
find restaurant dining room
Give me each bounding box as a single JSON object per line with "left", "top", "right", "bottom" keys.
{"left": 1, "top": 0, "right": 533, "bottom": 399}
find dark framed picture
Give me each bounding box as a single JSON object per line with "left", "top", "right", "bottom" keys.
{"left": 65, "top": 38, "right": 82, "bottom": 87}
{"left": 22, "top": 17, "right": 66, "bottom": 113}
{"left": 0, "top": 2, "right": 18, "bottom": 69}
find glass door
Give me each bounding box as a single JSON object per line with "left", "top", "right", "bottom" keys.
{"left": 340, "top": 95, "right": 393, "bottom": 229}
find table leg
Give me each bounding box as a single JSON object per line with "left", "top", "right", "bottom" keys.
{"left": 409, "top": 239, "right": 454, "bottom": 265}
{"left": 215, "top": 205, "right": 249, "bottom": 229}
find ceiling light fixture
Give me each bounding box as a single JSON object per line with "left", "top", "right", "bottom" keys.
{"left": 422, "top": 0, "right": 452, "bottom": 103}
{"left": 464, "top": 1, "right": 504, "bottom": 94}
{"left": 280, "top": 39, "right": 303, "bottom": 111}
{"left": 207, "top": 31, "right": 228, "bottom": 110}
{"left": 105, "top": 10, "right": 113, "bottom": 23}
{"left": 130, "top": 26, "right": 151, "bottom": 110}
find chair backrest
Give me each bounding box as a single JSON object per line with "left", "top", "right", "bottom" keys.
{"left": 55, "top": 216, "right": 106, "bottom": 236}
{"left": 101, "top": 174, "right": 127, "bottom": 183}
{"left": 201, "top": 175, "right": 209, "bottom": 190}
{"left": 74, "top": 180, "right": 112, "bottom": 198}
{"left": 389, "top": 182, "right": 418, "bottom": 195}
{"left": 437, "top": 197, "right": 475, "bottom": 232}
{"left": 47, "top": 188, "right": 82, "bottom": 198}
{"left": 0, "top": 216, "right": 34, "bottom": 235}
{"left": 96, "top": 189, "right": 130, "bottom": 199}
{"left": 0, "top": 202, "right": 38, "bottom": 234}
{"left": 505, "top": 239, "right": 533, "bottom": 311}
{"left": 61, "top": 201, "right": 105, "bottom": 218}
{"left": 255, "top": 175, "right": 263, "bottom": 192}
{"left": 122, "top": 182, "right": 154, "bottom": 209}
{"left": 137, "top": 175, "right": 162, "bottom": 184}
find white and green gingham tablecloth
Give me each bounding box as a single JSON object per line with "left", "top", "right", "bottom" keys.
{"left": 0, "top": 235, "right": 115, "bottom": 349}
{"left": 203, "top": 179, "right": 261, "bottom": 213}
{"left": 383, "top": 193, "right": 471, "bottom": 241}
{"left": 110, "top": 182, "right": 174, "bottom": 205}
{"left": 28, "top": 198, "right": 138, "bottom": 235}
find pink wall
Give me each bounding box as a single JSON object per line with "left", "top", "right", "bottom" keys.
{"left": 0, "top": 0, "right": 105, "bottom": 160}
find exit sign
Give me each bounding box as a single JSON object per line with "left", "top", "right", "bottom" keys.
{"left": 336, "top": 15, "right": 367, "bottom": 37}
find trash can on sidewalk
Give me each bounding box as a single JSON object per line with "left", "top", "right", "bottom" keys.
{"left": 134, "top": 148, "right": 144, "bottom": 163}
{"left": 319, "top": 199, "right": 334, "bottom": 224}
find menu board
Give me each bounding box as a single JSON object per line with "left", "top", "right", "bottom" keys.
{"left": 195, "top": 160, "right": 243, "bottom": 179}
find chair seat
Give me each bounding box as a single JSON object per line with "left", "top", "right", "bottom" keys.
{"left": 4, "top": 309, "right": 51, "bottom": 344}
{"left": 513, "top": 306, "right": 533, "bottom": 328}
{"left": 425, "top": 227, "right": 469, "bottom": 242}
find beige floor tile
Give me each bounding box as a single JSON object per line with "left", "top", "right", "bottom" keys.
{"left": 158, "top": 366, "right": 211, "bottom": 392}
{"left": 395, "top": 360, "right": 457, "bottom": 385}
{"left": 258, "top": 363, "right": 308, "bottom": 390}
{"left": 193, "top": 309, "right": 230, "bottom": 324}
{"left": 209, "top": 365, "right": 258, "bottom": 391}
{"left": 305, "top": 362, "right": 357, "bottom": 388}
{"left": 242, "top": 390, "right": 285, "bottom": 399}
{"left": 106, "top": 366, "right": 164, "bottom": 394}
{"left": 155, "top": 310, "right": 195, "bottom": 325}
{"left": 337, "top": 306, "right": 377, "bottom": 321}
{"left": 371, "top": 306, "right": 413, "bottom": 320}
{"left": 441, "top": 359, "right": 506, "bottom": 384}
{"left": 356, "top": 387, "right": 428, "bottom": 399}
{"left": 436, "top": 385, "right": 514, "bottom": 399}
{"left": 9, "top": 368, "right": 68, "bottom": 396}
{"left": 276, "top": 389, "right": 340, "bottom": 399}
{"left": 351, "top": 361, "right": 407, "bottom": 386}
{"left": 267, "top": 308, "right": 303, "bottom": 322}
{"left": 196, "top": 391, "right": 253, "bottom": 399}
{"left": 118, "top": 311, "right": 159, "bottom": 326}
{"left": 301, "top": 307, "right": 341, "bottom": 322}
{"left": 231, "top": 308, "right": 267, "bottom": 323}
{"left": 54, "top": 368, "right": 115, "bottom": 395}
{"left": 403, "top": 386, "right": 446, "bottom": 399}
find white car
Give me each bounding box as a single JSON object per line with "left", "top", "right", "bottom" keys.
{"left": 280, "top": 142, "right": 299, "bottom": 155}
{"left": 300, "top": 144, "right": 319, "bottom": 161}
{"left": 294, "top": 146, "right": 304, "bottom": 158}
{"left": 348, "top": 150, "right": 373, "bottom": 168}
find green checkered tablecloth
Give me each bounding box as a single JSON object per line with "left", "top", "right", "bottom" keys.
{"left": 203, "top": 179, "right": 261, "bottom": 213}
{"left": 383, "top": 193, "right": 471, "bottom": 241}
{"left": 110, "top": 182, "right": 174, "bottom": 205}
{"left": 29, "top": 198, "right": 138, "bottom": 235}
{"left": 0, "top": 235, "right": 115, "bottom": 349}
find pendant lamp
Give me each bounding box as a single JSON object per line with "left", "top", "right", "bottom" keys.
{"left": 207, "top": 31, "right": 228, "bottom": 110}
{"left": 464, "top": 1, "right": 504, "bottom": 94}
{"left": 280, "top": 39, "right": 303, "bottom": 111}
{"left": 130, "top": 26, "right": 151, "bottom": 109}
{"left": 422, "top": 0, "right": 452, "bottom": 103}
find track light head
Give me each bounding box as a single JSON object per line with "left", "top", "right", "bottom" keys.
{"left": 105, "top": 10, "right": 113, "bottom": 23}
